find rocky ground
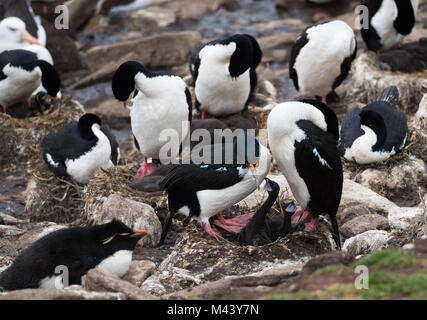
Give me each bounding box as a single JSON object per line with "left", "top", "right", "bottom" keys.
{"left": 0, "top": 0, "right": 426, "bottom": 300}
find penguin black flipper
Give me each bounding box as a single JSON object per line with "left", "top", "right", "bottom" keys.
{"left": 294, "top": 120, "right": 343, "bottom": 247}
{"left": 289, "top": 28, "right": 309, "bottom": 91}
{"left": 393, "top": 0, "right": 416, "bottom": 35}
{"left": 338, "top": 107, "right": 364, "bottom": 155}
{"left": 101, "top": 123, "right": 120, "bottom": 165}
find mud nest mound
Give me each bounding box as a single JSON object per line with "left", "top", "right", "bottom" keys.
{"left": 24, "top": 164, "right": 84, "bottom": 225}
{"left": 156, "top": 217, "right": 334, "bottom": 293}
{"left": 0, "top": 97, "right": 84, "bottom": 172}
{"left": 349, "top": 52, "right": 427, "bottom": 113}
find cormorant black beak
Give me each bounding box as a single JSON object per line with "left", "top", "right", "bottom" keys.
{"left": 130, "top": 230, "right": 148, "bottom": 238}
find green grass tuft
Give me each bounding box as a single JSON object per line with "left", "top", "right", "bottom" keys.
{"left": 352, "top": 248, "right": 416, "bottom": 269}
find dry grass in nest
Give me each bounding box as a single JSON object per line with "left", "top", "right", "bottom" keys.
{"left": 83, "top": 163, "right": 168, "bottom": 225}
{"left": 0, "top": 97, "right": 84, "bottom": 169}
{"left": 247, "top": 105, "right": 271, "bottom": 131}
{"left": 387, "top": 219, "right": 427, "bottom": 248}
{"left": 25, "top": 164, "right": 84, "bottom": 225}
{"left": 349, "top": 52, "right": 427, "bottom": 113}
{"left": 162, "top": 216, "right": 332, "bottom": 286}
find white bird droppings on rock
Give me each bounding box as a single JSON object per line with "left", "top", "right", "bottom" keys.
{"left": 388, "top": 207, "right": 426, "bottom": 230}
{"left": 343, "top": 230, "right": 389, "bottom": 257}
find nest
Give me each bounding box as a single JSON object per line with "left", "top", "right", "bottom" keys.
{"left": 156, "top": 214, "right": 334, "bottom": 293}
{"left": 83, "top": 161, "right": 169, "bottom": 226}
{"left": 342, "top": 125, "right": 426, "bottom": 206}
{"left": 24, "top": 164, "right": 84, "bottom": 225}
{"left": 0, "top": 97, "right": 84, "bottom": 171}
{"left": 349, "top": 52, "right": 427, "bottom": 113}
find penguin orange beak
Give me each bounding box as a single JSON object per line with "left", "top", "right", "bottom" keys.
{"left": 21, "top": 29, "right": 41, "bottom": 45}
{"left": 130, "top": 230, "right": 148, "bottom": 238}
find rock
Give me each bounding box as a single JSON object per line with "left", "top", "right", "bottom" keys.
{"left": 85, "top": 31, "right": 201, "bottom": 71}
{"left": 415, "top": 94, "right": 427, "bottom": 125}
{"left": 340, "top": 180, "right": 398, "bottom": 216}
{"left": 43, "top": 21, "right": 87, "bottom": 74}
{"left": 157, "top": 0, "right": 238, "bottom": 21}
{"left": 140, "top": 272, "right": 168, "bottom": 296}
{"left": 0, "top": 288, "right": 123, "bottom": 300}
{"left": 275, "top": 0, "right": 288, "bottom": 9}
{"left": 343, "top": 230, "right": 389, "bottom": 256}
{"left": 350, "top": 52, "right": 427, "bottom": 112}
{"left": 84, "top": 269, "right": 157, "bottom": 300}
{"left": 336, "top": 206, "right": 371, "bottom": 225}
{"left": 129, "top": 6, "right": 176, "bottom": 31}
{"left": 340, "top": 214, "right": 389, "bottom": 238}
{"left": 0, "top": 222, "right": 67, "bottom": 271}
{"left": 299, "top": 251, "right": 354, "bottom": 276}
{"left": 414, "top": 94, "right": 427, "bottom": 139}
{"left": 98, "top": 193, "right": 162, "bottom": 247}
{"left": 257, "top": 18, "right": 305, "bottom": 35}
{"left": 0, "top": 213, "right": 28, "bottom": 226}
{"left": 258, "top": 32, "right": 299, "bottom": 50}
{"left": 85, "top": 98, "right": 130, "bottom": 130}
{"left": 163, "top": 261, "right": 303, "bottom": 300}
{"left": 65, "top": 0, "right": 98, "bottom": 30}
{"left": 388, "top": 207, "right": 426, "bottom": 230}
{"left": 67, "top": 52, "right": 136, "bottom": 90}
{"left": 0, "top": 225, "right": 26, "bottom": 237}
{"left": 122, "top": 260, "right": 157, "bottom": 287}
{"left": 356, "top": 158, "right": 426, "bottom": 206}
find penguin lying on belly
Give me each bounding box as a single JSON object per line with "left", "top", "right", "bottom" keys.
{"left": 41, "top": 113, "right": 120, "bottom": 184}
{"left": 0, "top": 220, "right": 148, "bottom": 291}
